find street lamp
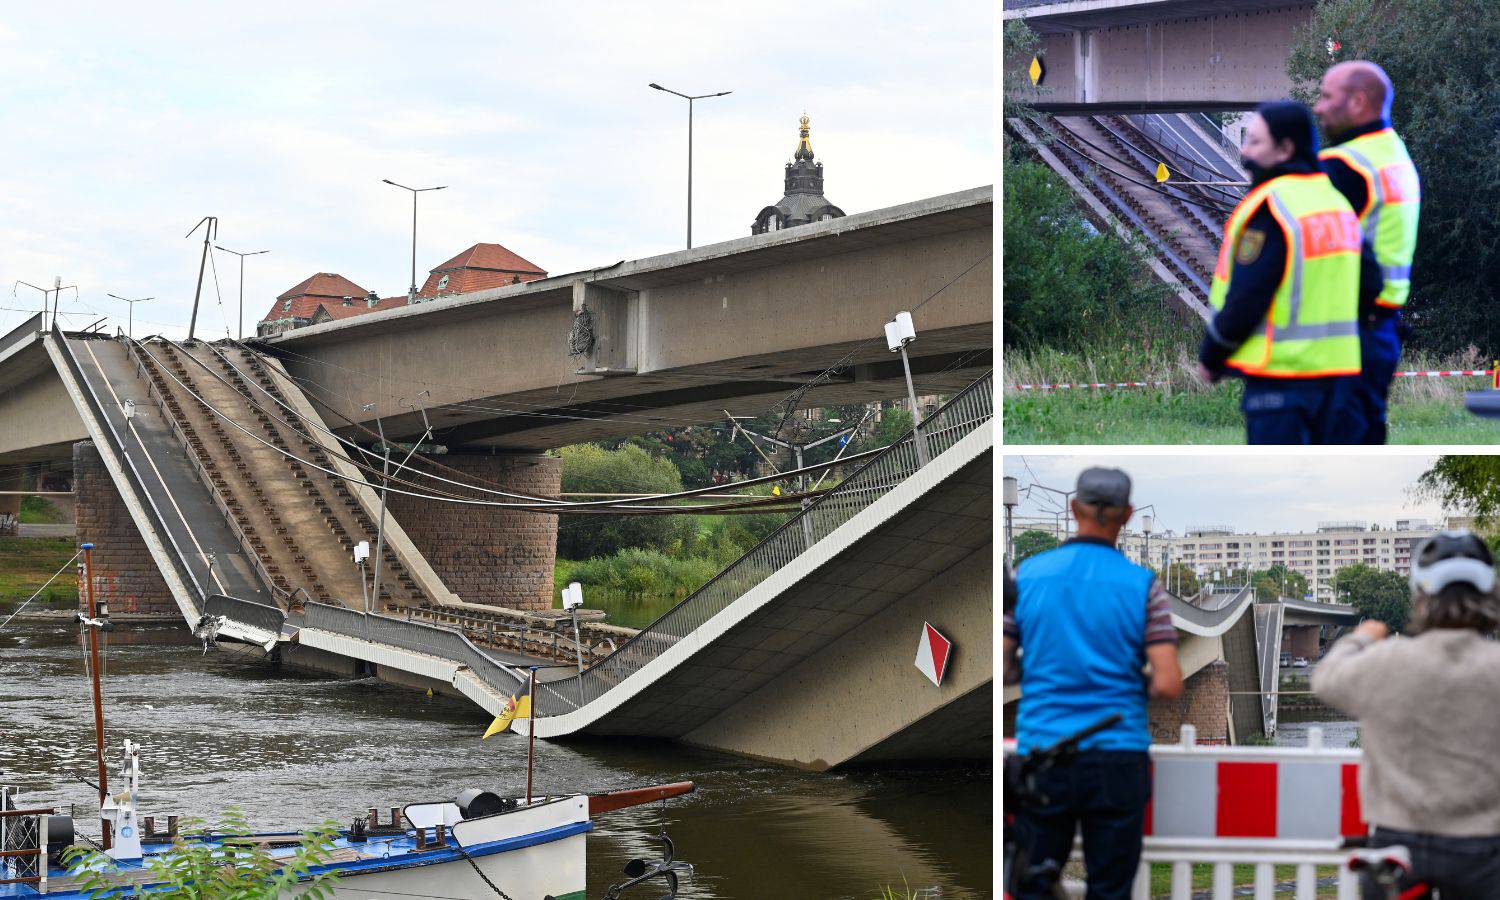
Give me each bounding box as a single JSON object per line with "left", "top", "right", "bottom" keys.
{"left": 1002, "top": 476, "right": 1019, "bottom": 568}
{"left": 382, "top": 180, "right": 447, "bottom": 303}
{"left": 213, "top": 246, "right": 269, "bottom": 340}
{"left": 884, "top": 311, "right": 929, "bottom": 465}
{"left": 648, "top": 82, "right": 732, "bottom": 249}
{"left": 105, "top": 294, "right": 153, "bottom": 340}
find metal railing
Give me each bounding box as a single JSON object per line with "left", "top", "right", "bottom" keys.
{"left": 296, "top": 370, "right": 991, "bottom": 718}
{"left": 204, "top": 593, "right": 286, "bottom": 636}
{"left": 537, "top": 369, "right": 994, "bottom": 714}
{"left": 52, "top": 328, "right": 206, "bottom": 614}
{"left": 304, "top": 603, "right": 530, "bottom": 698}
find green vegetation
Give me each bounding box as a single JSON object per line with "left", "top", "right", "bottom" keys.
{"left": 1334, "top": 563, "right": 1411, "bottom": 631}
{"left": 0, "top": 536, "right": 78, "bottom": 612}
{"left": 1419, "top": 455, "right": 1500, "bottom": 528}
{"left": 557, "top": 443, "right": 694, "bottom": 560}
{"left": 1287, "top": 0, "right": 1500, "bottom": 356}
{"left": 19, "top": 495, "right": 67, "bottom": 524}
{"left": 1013, "top": 529, "right": 1060, "bottom": 563}
{"left": 62, "top": 809, "right": 341, "bottom": 898}
{"left": 1249, "top": 563, "right": 1310, "bottom": 602}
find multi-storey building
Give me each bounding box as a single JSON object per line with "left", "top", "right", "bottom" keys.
{"left": 1117, "top": 519, "right": 1442, "bottom": 601}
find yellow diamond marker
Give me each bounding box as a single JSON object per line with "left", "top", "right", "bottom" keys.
{"left": 1155, "top": 162, "right": 1170, "bottom": 183}
{"left": 1028, "top": 55, "right": 1044, "bottom": 86}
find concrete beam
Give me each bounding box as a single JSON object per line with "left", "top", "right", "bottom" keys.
{"left": 570, "top": 281, "right": 636, "bottom": 376}
{"left": 1006, "top": 2, "right": 1312, "bottom": 110}
{"left": 0, "top": 369, "right": 86, "bottom": 458}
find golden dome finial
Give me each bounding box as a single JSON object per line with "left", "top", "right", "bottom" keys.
{"left": 796, "top": 115, "right": 814, "bottom": 160}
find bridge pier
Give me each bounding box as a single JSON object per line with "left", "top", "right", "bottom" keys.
{"left": 1149, "top": 660, "right": 1232, "bottom": 744}
{"left": 72, "top": 440, "right": 174, "bottom": 615}
{"left": 0, "top": 467, "right": 26, "bottom": 535}
{"left": 385, "top": 451, "right": 561, "bottom": 611}
{"left": 1282, "top": 625, "right": 1321, "bottom": 661}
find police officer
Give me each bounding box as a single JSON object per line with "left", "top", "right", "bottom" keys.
{"left": 1004, "top": 467, "right": 1181, "bottom": 898}
{"left": 1197, "top": 100, "right": 1383, "bottom": 444}
{"left": 1316, "top": 61, "right": 1421, "bottom": 445}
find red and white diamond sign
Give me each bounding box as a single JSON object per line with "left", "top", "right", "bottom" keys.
{"left": 914, "top": 622, "right": 952, "bottom": 686}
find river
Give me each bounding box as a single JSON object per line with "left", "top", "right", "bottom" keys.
{"left": 0, "top": 621, "right": 992, "bottom": 899}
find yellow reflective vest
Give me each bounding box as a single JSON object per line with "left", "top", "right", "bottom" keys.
{"left": 1208, "top": 173, "right": 1362, "bottom": 378}
{"left": 1319, "top": 128, "right": 1420, "bottom": 309}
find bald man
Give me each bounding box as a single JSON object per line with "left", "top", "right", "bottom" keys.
{"left": 1316, "top": 61, "right": 1422, "bottom": 444}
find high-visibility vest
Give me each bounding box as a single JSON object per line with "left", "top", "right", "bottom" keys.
{"left": 1209, "top": 173, "right": 1363, "bottom": 378}
{"left": 1320, "top": 128, "right": 1421, "bottom": 309}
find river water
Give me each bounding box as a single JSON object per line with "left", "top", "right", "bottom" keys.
{"left": 0, "top": 621, "right": 992, "bottom": 899}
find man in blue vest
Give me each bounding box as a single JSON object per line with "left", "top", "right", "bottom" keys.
{"left": 1004, "top": 467, "right": 1183, "bottom": 899}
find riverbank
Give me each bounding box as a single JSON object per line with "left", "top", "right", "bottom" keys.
{"left": 0, "top": 535, "right": 78, "bottom": 612}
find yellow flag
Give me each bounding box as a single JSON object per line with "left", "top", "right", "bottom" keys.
{"left": 482, "top": 694, "right": 532, "bottom": 739}
{"left": 772, "top": 485, "right": 782, "bottom": 496}
{"left": 1155, "top": 162, "right": 1170, "bottom": 184}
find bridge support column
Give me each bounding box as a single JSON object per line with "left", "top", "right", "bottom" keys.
{"left": 385, "top": 451, "right": 561, "bottom": 610}
{"left": 1282, "top": 625, "right": 1321, "bottom": 661}
{"left": 1149, "top": 660, "right": 1231, "bottom": 744}
{"left": 72, "top": 440, "right": 174, "bottom": 615}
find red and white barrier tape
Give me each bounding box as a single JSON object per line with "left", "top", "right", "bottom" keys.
{"left": 1011, "top": 369, "right": 1495, "bottom": 391}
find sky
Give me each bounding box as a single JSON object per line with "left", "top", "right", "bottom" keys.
{"left": 0, "top": 2, "right": 992, "bottom": 341}
{"left": 1003, "top": 453, "right": 1452, "bottom": 536}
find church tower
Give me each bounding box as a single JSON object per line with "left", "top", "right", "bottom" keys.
{"left": 752, "top": 115, "right": 846, "bottom": 234}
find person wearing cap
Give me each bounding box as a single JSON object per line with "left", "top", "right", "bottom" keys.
{"left": 1313, "top": 531, "right": 1500, "bottom": 896}
{"left": 1316, "top": 61, "right": 1421, "bottom": 445}
{"left": 1004, "top": 467, "right": 1182, "bottom": 898}
{"left": 1197, "top": 100, "right": 1383, "bottom": 444}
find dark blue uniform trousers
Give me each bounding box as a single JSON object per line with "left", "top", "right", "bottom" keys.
{"left": 1241, "top": 375, "right": 1361, "bottom": 444}
{"left": 1354, "top": 316, "right": 1401, "bottom": 444}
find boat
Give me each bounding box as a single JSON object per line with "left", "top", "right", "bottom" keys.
{"left": 0, "top": 544, "right": 696, "bottom": 898}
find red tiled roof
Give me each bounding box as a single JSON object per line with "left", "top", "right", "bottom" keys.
{"left": 310, "top": 296, "right": 410, "bottom": 321}
{"left": 431, "top": 243, "right": 544, "bottom": 276}
{"left": 262, "top": 273, "right": 371, "bottom": 324}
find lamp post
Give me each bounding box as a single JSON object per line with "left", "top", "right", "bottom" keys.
{"left": 1002, "top": 476, "right": 1019, "bottom": 568}
{"left": 213, "top": 246, "right": 269, "bottom": 340}
{"left": 105, "top": 294, "right": 153, "bottom": 340}
{"left": 884, "top": 311, "right": 929, "bottom": 465}
{"left": 648, "top": 82, "right": 732, "bottom": 249}
{"left": 382, "top": 180, "right": 447, "bottom": 303}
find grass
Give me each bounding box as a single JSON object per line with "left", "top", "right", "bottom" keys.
{"left": 0, "top": 536, "right": 79, "bottom": 612}
{"left": 1004, "top": 344, "right": 1500, "bottom": 444}
{"left": 19, "top": 495, "right": 67, "bottom": 524}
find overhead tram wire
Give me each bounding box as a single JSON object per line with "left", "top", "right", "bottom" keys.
{"left": 140, "top": 336, "right": 824, "bottom": 513}
{"left": 195, "top": 337, "right": 862, "bottom": 507}
{"left": 1076, "top": 116, "right": 1245, "bottom": 193}
{"left": 1036, "top": 116, "right": 1246, "bottom": 204}
{"left": 131, "top": 337, "right": 867, "bottom": 513}
{"left": 760, "top": 250, "right": 991, "bottom": 441}
{"left": 1041, "top": 133, "right": 1238, "bottom": 216}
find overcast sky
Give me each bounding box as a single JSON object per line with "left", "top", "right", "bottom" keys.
{"left": 0, "top": 2, "right": 991, "bottom": 340}
{"left": 1003, "top": 454, "right": 1452, "bottom": 536}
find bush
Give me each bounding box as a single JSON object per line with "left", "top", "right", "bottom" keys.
{"left": 62, "top": 808, "right": 341, "bottom": 898}
{"left": 557, "top": 443, "right": 693, "bottom": 559}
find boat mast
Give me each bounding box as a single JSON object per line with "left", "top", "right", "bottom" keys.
{"left": 81, "top": 542, "right": 111, "bottom": 850}
{"left": 526, "top": 667, "right": 537, "bottom": 804}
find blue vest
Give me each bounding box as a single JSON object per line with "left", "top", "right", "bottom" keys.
{"left": 1014, "top": 540, "right": 1155, "bottom": 753}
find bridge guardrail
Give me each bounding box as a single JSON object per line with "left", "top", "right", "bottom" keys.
{"left": 540, "top": 369, "right": 995, "bottom": 714}
{"left": 204, "top": 593, "right": 286, "bottom": 635}
{"left": 303, "top": 602, "right": 530, "bottom": 698}
{"left": 51, "top": 329, "right": 206, "bottom": 614}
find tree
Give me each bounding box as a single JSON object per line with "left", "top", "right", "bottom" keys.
{"left": 557, "top": 443, "right": 693, "bottom": 560}
{"left": 1334, "top": 562, "right": 1411, "bottom": 631}
{"left": 1250, "top": 563, "right": 1309, "bottom": 602}
{"left": 1418, "top": 455, "right": 1500, "bottom": 527}
{"left": 874, "top": 406, "right": 914, "bottom": 448}
{"left": 1286, "top": 0, "right": 1500, "bottom": 355}
{"left": 1160, "top": 562, "right": 1200, "bottom": 598}
{"left": 1013, "top": 529, "right": 1060, "bottom": 564}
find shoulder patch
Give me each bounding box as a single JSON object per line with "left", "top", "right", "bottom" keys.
{"left": 1235, "top": 228, "right": 1266, "bottom": 265}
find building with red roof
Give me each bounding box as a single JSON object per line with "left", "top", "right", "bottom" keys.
{"left": 256, "top": 242, "right": 546, "bottom": 336}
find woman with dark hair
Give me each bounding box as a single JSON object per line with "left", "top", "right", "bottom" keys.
{"left": 1313, "top": 531, "right": 1500, "bottom": 898}
{"left": 1196, "top": 100, "right": 1384, "bottom": 444}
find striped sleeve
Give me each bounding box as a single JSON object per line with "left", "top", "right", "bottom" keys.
{"left": 1144, "top": 578, "right": 1177, "bottom": 646}
{"left": 1002, "top": 567, "right": 1020, "bottom": 641}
